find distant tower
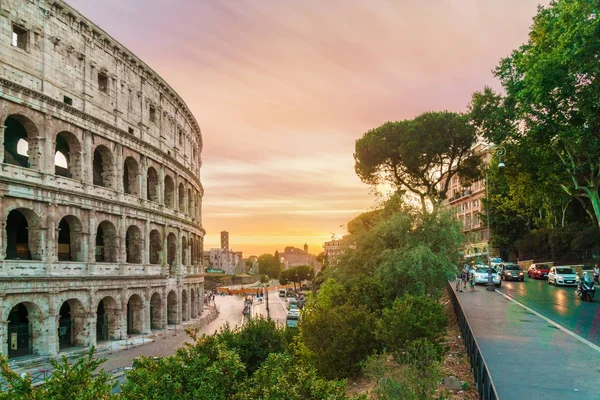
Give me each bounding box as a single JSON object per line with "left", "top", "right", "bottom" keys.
{"left": 304, "top": 243, "right": 308, "bottom": 253}
{"left": 304, "top": 243, "right": 309, "bottom": 265}
{"left": 221, "top": 231, "right": 229, "bottom": 250}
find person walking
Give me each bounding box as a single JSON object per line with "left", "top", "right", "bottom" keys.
{"left": 469, "top": 271, "right": 476, "bottom": 291}
{"left": 593, "top": 264, "right": 599, "bottom": 284}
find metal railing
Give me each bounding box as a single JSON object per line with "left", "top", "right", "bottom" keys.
{"left": 447, "top": 282, "right": 500, "bottom": 400}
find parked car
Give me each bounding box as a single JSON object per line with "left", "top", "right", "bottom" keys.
{"left": 286, "top": 311, "right": 300, "bottom": 328}
{"left": 499, "top": 263, "right": 525, "bottom": 281}
{"left": 279, "top": 290, "right": 286, "bottom": 297}
{"left": 548, "top": 266, "right": 578, "bottom": 286}
{"left": 288, "top": 298, "right": 299, "bottom": 310}
{"left": 489, "top": 257, "right": 504, "bottom": 269}
{"left": 471, "top": 266, "right": 501, "bottom": 287}
{"left": 528, "top": 263, "right": 551, "bottom": 279}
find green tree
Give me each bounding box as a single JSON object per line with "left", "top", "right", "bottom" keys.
{"left": 300, "top": 303, "right": 379, "bottom": 379}
{"left": 354, "top": 111, "right": 481, "bottom": 212}
{"left": 487, "top": 0, "right": 600, "bottom": 227}
{"left": 258, "top": 253, "right": 280, "bottom": 278}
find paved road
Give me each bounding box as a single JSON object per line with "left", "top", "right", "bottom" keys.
{"left": 457, "top": 286, "right": 600, "bottom": 400}
{"left": 252, "top": 289, "right": 288, "bottom": 325}
{"left": 101, "top": 295, "right": 245, "bottom": 372}
{"left": 499, "top": 278, "right": 600, "bottom": 346}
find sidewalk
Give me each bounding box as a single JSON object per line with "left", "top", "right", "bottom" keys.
{"left": 456, "top": 286, "right": 600, "bottom": 399}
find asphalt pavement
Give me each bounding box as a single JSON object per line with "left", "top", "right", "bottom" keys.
{"left": 457, "top": 280, "right": 600, "bottom": 400}
{"left": 251, "top": 289, "right": 288, "bottom": 324}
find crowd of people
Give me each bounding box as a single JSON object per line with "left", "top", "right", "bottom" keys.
{"left": 455, "top": 264, "right": 475, "bottom": 292}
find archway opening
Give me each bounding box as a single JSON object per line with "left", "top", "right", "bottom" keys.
{"left": 164, "top": 175, "right": 175, "bottom": 209}
{"left": 126, "top": 225, "right": 142, "bottom": 264}
{"left": 178, "top": 183, "right": 185, "bottom": 212}
{"left": 149, "top": 229, "right": 161, "bottom": 265}
{"left": 92, "top": 145, "right": 115, "bottom": 188}
{"left": 96, "top": 221, "right": 118, "bottom": 262}
{"left": 167, "top": 233, "right": 176, "bottom": 274}
{"left": 96, "top": 296, "right": 119, "bottom": 341}
{"left": 181, "top": 289, "right": 189, "bottom": 322}
{"left": 147, "top": 167, "right": 159, "bottom": 202}
{"left": 167, "top": 291, "right": 177, "bottom": 325}
{"left": 190, "top": 288, "right": 196, "bottom": 319}
{"left": 3, "top": 115, "right": 38, "bottom": 168}
{"left": 182, "top": 236, "right": 188, "bottom": 266}
{"left": 187, "top": 189, "right": 193, "bottom": 217}
{"left": 123, "top": 157, "right": 140, "bottom": 196}
{"left": 150, "top": 292, "right": 162, "bottom": 330}
{"left": 7, "top": 302, "right": 42, "bottom": 359}
{"left": 57, "top": 299, "right": 86, "bottom": 351}
{"left": 55, "top": 132, "right": 82, "bottom": 180}
{"left": 58, "top": 215, "right": 84, "bottom": 262}
{"left": 6, "top": 209, "right": 30, "bottom": 260}
{"left": 126, "top": 294, "right": 144, "bottom": 335}
{"left": 190, "top": 237, "right": 195, "bottom": 266}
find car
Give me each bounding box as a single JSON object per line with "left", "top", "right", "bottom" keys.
{"left": 499, "top": 263, "right": 525, "bottom": 281}
{"left": 279, "top": 290, "right": 286, "bottom": 297}
{"left": 288, "top": 298, "right": 299, "bottom": 310}
{"left": 286, "top": 312, "right": 300, "bottom": 328}
{"left": 489, "top": 257, "right": 504, "bottom": 269}
{"left": 528, "top": 263, "right": 551, "bottom": 279}
{"left": 471, "top": 266, "right": 501, "bottom": 287}
{"left": 548, "top": 266, "right": 578, "bottom": 286}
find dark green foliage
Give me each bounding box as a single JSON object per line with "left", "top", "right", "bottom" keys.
{"left": 257, "top": 253, "right": 281, "bottom": 278}
{"left": 376, "top": 295, "right": 447, "bottom": 363}
{"left": 233, "top": 353, "right": 362, "bottom": 400}
{"left": 300, "top": 303, "right": 379, "bottom": 379}
{"left": 0, "top": 348, "right": 115, "bottom": 400}
{"left": 216, "top": 317, "right": 288, "bottom": 375}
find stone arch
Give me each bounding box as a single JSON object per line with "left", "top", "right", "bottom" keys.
{"left": 167, "top": 290, "right": 177, "bottom": 325}
{"left": 147, "top": 167, "right": 159, "bottom": 202}
{"left": 96, "top": 296, "right": 119, "bottom": 341}
{"left": 92, "top": 145, "right": 115, "bottom": 188}
{"left": 187, "top": 188, "right": 193, "bottom": 217}
{"left": 167, "top": 232, "right": 176, "bottom": 274}
{"left": 7, "top": 301, "right": 44, "bottom": 359}
{"left": 54, "top": 131, "right": 82, "bottom": 180}
{"left": 126, "top": 225, "right": 143, "bottom": 264}
{"left": 57, "top": 215, "right": 85, "bottom": 262}
{"left": 164, "top": 175, "right": 175, "bottom": 209}
{"left": 95, "top": 220, "right": 118, "bottom": 262}
{"left": 181, "top": 289, "right": 189, "bottom": 322}
{"left": 57, "top": 298, "right": 86, "bottom": 350}
{"left": 5, "top": 208, "right": 42, "bottom": 260}
{"left": 126, "top": 294, "right": 144, "bottom": 335}
{"left": 190, "top": 237, "right": 195, "bottom": 267}
{"left": 149, "top": 292, "right": 162, "bottom": 330}
{"left": 178, "top": 182, "right": 185, "bottom": 212}
{"left": 2, "top": 114, "right": 40, "bottom": 169}
{"left": 182, "top": 236, "right": 188, "bottom": 266}
{"left": 149, "top": 229, "right": 161, "bottom": 265}
{"left": 123, "top": 157, "right": 140, "bottom": 196}
{"left": 190, "top": 288, "right": 196, "bottom": 318}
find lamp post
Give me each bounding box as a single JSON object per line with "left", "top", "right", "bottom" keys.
{"left": 486, "top": 145, "right": 506, "bottom": 292}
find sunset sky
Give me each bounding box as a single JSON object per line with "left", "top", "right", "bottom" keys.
{"left": 69, "top": 0, "right": 548, "bottom": 256}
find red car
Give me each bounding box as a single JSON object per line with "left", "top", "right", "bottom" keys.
{"left": 528, "top": 263, "right": 551, "bottom": 279}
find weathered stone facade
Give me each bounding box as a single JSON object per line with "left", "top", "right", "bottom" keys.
{"left": 0, "top": 0, "right": 205, "bottom": 359}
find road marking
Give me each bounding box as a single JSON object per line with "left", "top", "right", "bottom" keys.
{"left": 496, "top": 289, "right": 600, "bottom": 354}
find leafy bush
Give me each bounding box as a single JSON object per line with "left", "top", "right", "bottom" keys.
{"left": 300, "top": 303, "right": 379, "bottom": 379}
{"left": 233, "top": 353, "right": 362, "bottom": 400}
{"left": 376, "top": 295, "right": 447, "bottom": 362}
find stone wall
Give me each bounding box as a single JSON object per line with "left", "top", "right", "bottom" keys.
{"left": 0, "top": 0, "right": 206, "bottom": 360}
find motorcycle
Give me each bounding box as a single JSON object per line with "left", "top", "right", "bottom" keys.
{"left": 576, "top": 280, "right": 595, "bottom": 302}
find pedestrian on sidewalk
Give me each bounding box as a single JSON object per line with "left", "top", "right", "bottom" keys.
{"left": 593, "top": 263, "right": 599, "bottom": 283}
{"left": 469, "top": 271, "right": 475, "bottom": 291}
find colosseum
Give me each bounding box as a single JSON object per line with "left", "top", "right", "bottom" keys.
{"left": 0, "top": 0, "right": 205, "bottom": 360}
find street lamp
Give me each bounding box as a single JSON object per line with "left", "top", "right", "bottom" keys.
{"left": 486, "top": 145, "right": 506, "bottom": 292}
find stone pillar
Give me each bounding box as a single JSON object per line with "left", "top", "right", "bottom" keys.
{"left": 143, "top": 295, "right": 151, "bottom": 334}
{"left": 161, "top": 226, "right": 168, "bottom": 274}
{"left": 44, "top": 127, "right": 55, "bottom": 174}
{"left": 176, "top": 228, "right": 182, "bottom": 275}
{"left": 161, "top": 292, "right": 167, "bottom": 329}
{"left": 140, "top": 155, "right": 147, "bottom": 201}
{"left": 88, "top": 291, "right": 97, "bottom": 347}
{"left": 0, "top": 125, "right": 6, "bottom": 164}
{"left": 177, "top": 287, "right": 182, "bottom": 325}
{"left": 115, "top": 144, "right": 124, "bottom": 197}
{"left": 45, "top": 298, "right": 59, "bottom": 356}
{"left": 118, "top": 215, "right": 127, "bottom": 266}
{"left": 88, "top": 211, "right": 96, "bottom": 267}
{"left": 159, "top": 166, "right": 165, "bottom": 206}
{"left": 143, "top": 219, "right": 150, "bottom": 265}
{"left": 0, "top": 321, "right": 7, "bottom": 357}
{"left": 46, "top": 204, "right": 57, "bottom": 271}
{"left": 0, "top": 194, "right": 5, "bottom": 260}
{"left": 120, "top": 293, "right": 128, "bottom": 339}
{"left": 199, "top": 285, "right": 204, "bottom": 315}
{"left": 83, "top": 131, "right": 93, "bottom": 189}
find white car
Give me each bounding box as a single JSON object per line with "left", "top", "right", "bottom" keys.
{"left": 471, "top": 266, "right": 501, "bottom": 287}
{"left": 548, "top": 266, "right": 578, "bottom": 286}
{"left": 489, "top": 257, "right": 504, "bottom": 269}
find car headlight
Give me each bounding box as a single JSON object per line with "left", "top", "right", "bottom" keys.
{"left": 557, "top": 275, "right": 563, "bottom": 280}
{"left": 506, "top": 272, "right": 512, "bottom": 276}
{"left": 519, "top": 272, "right": 524, "bottom": 275}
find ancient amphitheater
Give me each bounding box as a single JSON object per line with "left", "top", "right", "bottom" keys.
{"left": 0, "top": 0, "right": 205, "bottom": 359}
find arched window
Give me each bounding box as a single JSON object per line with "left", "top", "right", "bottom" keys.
{"left": 3, "top": 115, "right": 39, "bottom": 169}
{"left": 167, "top": 232, "right": 176, "bottom": 273}
{"left": 182, "top": 236, "right": 188, "bottom": 266}
{"left": 147, "top": 167, "right": 159, "bottom": 202}
{"left": 149, "top": 229, "right": 161, "bottom": 265}
{"left": 96, "top": 221, "right": 118, "bottom": 262}
{"left": 123, "top": 157, "right": 140, "bottom": 196}
{"left": 178, "top": 183, "right": 185, "bottom": 212}
{"left": 126, "top": 225, "right": 143, "bottom": 264}
{"left": 164, "top": 176, "right": 175, "bottom": 209}
{"left": 57, "top": 215, "right": 84, "bottom": 261}
{"left": 93, "top": 145, "right": 115, "bottom": 188}
{"left": 187, "top": 189, "right": 193, "bottom": 217}
{"left": 6, "top": 208, "right": 42, "bottom": 260}
{"left": 55, "top": 132, "right": 82, "bottom": 180}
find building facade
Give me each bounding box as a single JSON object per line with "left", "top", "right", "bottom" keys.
{"left": 280, "top": 244, "right": 319, "bottom": 270}
{"left": 203, "top": 248, "right": 243, "bottom": 275}
{"left": 323, "top": 235, "right": 353, "bottom": 265}
{"left": 0, "top": 0, "right": 205, "bottom": 360}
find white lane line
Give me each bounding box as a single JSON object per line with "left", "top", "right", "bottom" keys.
{"left": 496, "top": 289, "right": 600, "bottom": 354}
